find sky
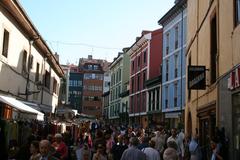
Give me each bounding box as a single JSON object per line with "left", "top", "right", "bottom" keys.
{"left": 19, "top": 0, "right": 174, "bottom": 65}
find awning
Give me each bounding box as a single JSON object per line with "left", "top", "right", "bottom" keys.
{"left": 0, "top": 94, "right": 44, "bottom": 121}
{"left": 39, "top": 104, "right": 52, "bottom": 113}
{"left": 21, "top": 101, "right": 41, "bottom": 111}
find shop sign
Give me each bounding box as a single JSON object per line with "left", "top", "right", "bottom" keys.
{"left": 165, "top": 112, "right": 181, "bottom": 118}
{"left": 188, "top": 66, "right": 206, "bottom": 90}
{"left": 228, "top": 66, "right": 240, "bottom": 90}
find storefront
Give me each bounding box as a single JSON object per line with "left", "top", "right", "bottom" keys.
{"left": 0, "top": 94, "right": 44, "bottom": 121}
{"left": 219, "top": 64, "right": 240, "bottom": 160}
{"left": 197, "top": 102, "right": 216, "bottom": 159}
{"left": 164, "top": 111, "right": 183, "bottom": 129}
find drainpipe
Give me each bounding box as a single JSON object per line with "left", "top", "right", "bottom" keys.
{"left": 41, "top": 56, "right": 47, "bottom": 105}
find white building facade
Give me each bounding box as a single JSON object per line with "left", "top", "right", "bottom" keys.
{"left": 0, "top": 0, "right": 64, "bottom": 120}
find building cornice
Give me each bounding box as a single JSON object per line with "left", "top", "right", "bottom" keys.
{"left": 158, "top": 0, "right": 187, "bottom": 26}
{"left": 110, "top": 54, "right": 123, "bottom": 69}
{"left": 126, "top": 33, "right": 152, "bottom": 56}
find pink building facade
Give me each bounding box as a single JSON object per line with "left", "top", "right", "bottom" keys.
{"left": 127, "top": 29, "right": 162, "bottom": 128}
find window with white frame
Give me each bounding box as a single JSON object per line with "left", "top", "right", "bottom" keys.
{"left": 166, "top": 59, "right": 169, "bottom": 81}
{"left": 174, "top": 54, "right": 178, "bottom": 78}
{"left": 165, "top": 86, "right": 169, "bottom": 108}
{"left": 175, "top": 25, "right": 179, "bottom": 49}
{"left": 174, "top": 83, "right": 178, "bottom": 107}
{"left": 166, "top": 33, "right": 170, "bottom": 55}
{"left": 2, "top": 29, "right": 9, "bottom": 58}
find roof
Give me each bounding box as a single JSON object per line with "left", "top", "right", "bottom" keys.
{"left": 1, "top": 0, "right": 64, "bottom": 77}
{"left": 158, "top": 0, "right": 187, "bottom": 26}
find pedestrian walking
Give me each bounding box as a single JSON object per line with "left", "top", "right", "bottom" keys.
{"left": 29, "top": 140, "right": 41, "bottom": 160}
{"left": 39, "top": 140, "right": 58, "bottom": 160}
{"left": 151, "top": 126, "right": 166, "bottom": 158}
{"left": 163, "top": 147, "right": 178, "bottom": 160}
{"left": 167, "top": 128, "right": 184, "bottom": 159}
{"left": 76, "top": 143, "right": 91, "bottom": 160}
{"left": 210, "top": 138, "right": 223, "bottom": 160}
{"left": 92, "top": 144, "right": 107, "bottom": 160}
{"left": 120, "top": 137, "right": 146, "bottom": 160}
{"left": 189, "top": 135, "right": 202, "bottom": 160}
{"left": 52, "top": 133, "right": 68, "bottom": 160}
{"left": 141, "top": 140, "right": 160, "bottom": 160}
{"left": 111, "top": 135, "right": 128, "bottom": 160}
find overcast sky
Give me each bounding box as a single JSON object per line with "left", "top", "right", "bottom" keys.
{"left": 20, "top": 0, "right": 174, "bottom": 64}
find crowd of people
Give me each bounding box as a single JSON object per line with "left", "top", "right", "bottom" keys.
{"left": 5, "top": 122, "right": 228, "bottom": 160}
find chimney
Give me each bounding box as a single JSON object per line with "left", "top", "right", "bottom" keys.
{"left": 141, "top": 30, "right": 151, "bottom": 36}
{"left": 136, "top": 37, "right": 141, "bottom": 42}
{"left": 118, "top": 52, "right": 123, "bottom": 57}
{"left": 54, "top": 52, "right": 59, "bottom": 62}
{"left": 122, "top": 47, "right": 129, "bottom": 53}
{"left": 88, "top": 55, "right": 92, "bottom": 60}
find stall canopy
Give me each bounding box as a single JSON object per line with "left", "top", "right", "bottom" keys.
{"left": 0, "top": 94, "right": 44, "bottom": 121}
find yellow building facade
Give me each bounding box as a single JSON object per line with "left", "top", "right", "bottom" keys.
{"left": 186, "top": 0, "right": 240, "bottom": 159}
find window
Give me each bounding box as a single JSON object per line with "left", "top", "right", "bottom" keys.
{"left": 132, "top": 61, "right": 134, "bottom": 72}
{"left": 138, "top": 56, "right": 141, "bottom": 69}
{"left": 2, "top": 29, "right": 9, "bottom": 58}
{"left": 131, "top": 96, "right": 134, "bottom": 114}
{"left": 143, "top": 71, "right": 146, "bottom": 89}
{"left": 131, "top": 78, "right": 134, "bottom": 93}
{"left": 137, "top": 94, "right": 140, "bottom": 112}
{"left": 166, "top": 59, "right": 169, "bottom": 81}
{"left": 119, "top": 69, "right": 121, "bottom": 82}
{"left": 118, "top": 85, "right": 121, "bottom": 97}
{"left": 210, "top": 14, "right": 217, "bottom": 84}
{"left": 87, "top": 65, "right": 92, "bottom": 70}
{"left": 113, "top": 73, "right": 115, "bottom": 85}
{"left": 77, "top": 80, "right": 82, "bottom": 86}
{"left": 53, "top": 78, "right": 57, "bottom": 94}
{"left": 137, "top": 74, "right": 140, "bottom": 91}
{"left": 174, "top": 83, "right": 178, "bottom": 107}
{"left": 142, "top": 92, "right": 146, "bottom": 111}
{"left": 35, "top": 63, "right": 40, "bottom": 82}
{"left": 143, "top": 51, "right": 147, "bottom": 64}
{"left": 166, "top": 33, "right": 170, "bottom": 55}
{"left": 174, "top": 54, "right": 178, "bottom": 78}
{"left": 175, "top": 25, "right": 179, "bottom": 49}
{"left": 148, "top": 91, "right": 151, "bottom": 111}
{"left": 235, "top": 0, "right": 240, "bottom": 25}
{"left": 44, "top": 70, "right": 50, "bottom": 89}
{"left": 116, "top": 70, "right": 118, "bottom": 83}
{"left": 156, "top": 89, "right": 160, "bottom": 110}
{"left": 22, "top": 50, "right": 28, "bottom": 74}
{"left": 93, "top": 65, "right": 99, "bottom": 70}
{"left": 165, "top": 86, "right": 169, "bottom": 108}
